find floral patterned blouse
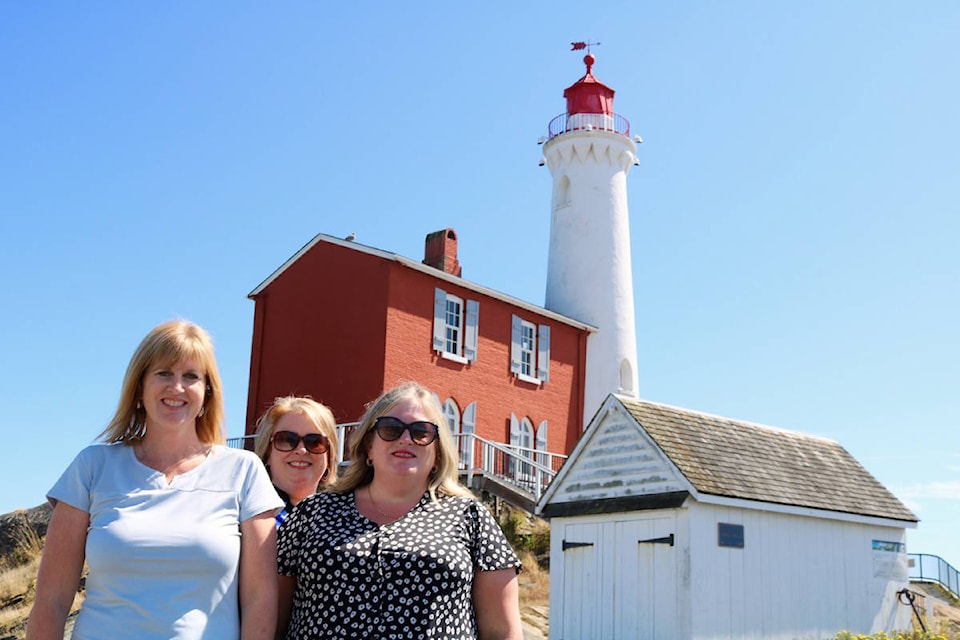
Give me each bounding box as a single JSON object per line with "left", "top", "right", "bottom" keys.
{"left": 277, "top": 490, "right": 521, "bottom": 639}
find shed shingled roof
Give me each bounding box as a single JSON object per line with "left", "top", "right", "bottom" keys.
{"left": 620, "top": 397, "right": 917, "bottom": 523}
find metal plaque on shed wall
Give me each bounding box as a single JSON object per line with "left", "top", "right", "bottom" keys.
{"left": 718, "top": 522, "right": 744, "bottom": 548}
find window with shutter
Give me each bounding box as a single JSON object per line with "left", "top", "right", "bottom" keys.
{"left": 509, "top": 314, "right": 551, "bottom": 385}
{"left": 433, "top": 287, "right": 479, "bottom": 364}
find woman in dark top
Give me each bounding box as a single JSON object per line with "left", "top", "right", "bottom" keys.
{"left": 276, "top": 382, "right": 523, "bottom": 640}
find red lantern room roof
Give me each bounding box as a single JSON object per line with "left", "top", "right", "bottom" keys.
{"left": 545, "top": 51, "right": 631, "bottom": 141}
{"left": 563, "top": 53, "right": 615, "bottom": 116}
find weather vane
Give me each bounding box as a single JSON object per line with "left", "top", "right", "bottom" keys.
{"left": 570, "top": 40, "right": 601, "bottom": 53}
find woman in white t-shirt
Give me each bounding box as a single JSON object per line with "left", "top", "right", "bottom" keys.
{"left": 26, "top": 320, "right": 283, "bottom": 640}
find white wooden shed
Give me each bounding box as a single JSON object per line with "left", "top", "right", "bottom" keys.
{"left": 537, "top": 394, "right": 918, "bottom": 640}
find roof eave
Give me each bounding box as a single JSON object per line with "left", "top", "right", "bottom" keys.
{"left": 247, "top": 233, "right": 597, "bottom": 332}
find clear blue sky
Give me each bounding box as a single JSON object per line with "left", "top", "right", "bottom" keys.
{"left": 2, "top": 3, "right": 957, "bottom": 568}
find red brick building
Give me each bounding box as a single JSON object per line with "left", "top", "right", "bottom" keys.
{"left": 244, "top": 228, "right": 593, "bottom": 466}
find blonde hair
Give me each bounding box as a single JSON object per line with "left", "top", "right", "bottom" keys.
{"left": 100, "top": 320, "right": 225, "bottom": 445}
{"left": 333, "top": 382, "right": 471, "bottom": 500}
{"left": 254, "top": 395, "right": 339, "bottom": 489}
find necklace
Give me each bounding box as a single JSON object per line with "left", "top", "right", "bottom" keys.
{"left": 367, "top": 485, "right": 413, "bottom": 520}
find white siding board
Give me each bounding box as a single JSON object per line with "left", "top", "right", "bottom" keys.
{"left": 811, "top": 523, "right": 837, "bottom": 638}
{"left": 650, "top": 516, "right": 679, "bottom": 639}
{"left": 547, "top": 518, "right": 566, "bottom": 638}
{"left": 675, "top": 507, "right": 693, "bottom": 640}
{"left": 599, "top": 518, "right": 617, "bottom": 639}
{"left": 551, "top": 415, "right": 688, "bottom": 504}
{"left": 613, "top": 520, "right": 640, "bottom": 638}
{"left": 739, "top": 509, "right": 766, "bottom": 640}
{"left": 727, "top": 511, "right": 747, "bottom": 640}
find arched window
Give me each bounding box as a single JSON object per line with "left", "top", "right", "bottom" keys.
{"left": 442, "top": 398, "right": 464, "bottom": 469}
{"left": 509, "top": 414, "right": 535, "bottom": 483}
{"left": 619, "top": 358, "right": 636, "bottom": 395}
{"left": 555, "top": 174, "right": 571, "bottom": 209}
{"left": 442, "top": 398, "right": 460, "bottom": 436}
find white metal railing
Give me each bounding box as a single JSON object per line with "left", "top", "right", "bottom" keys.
{"left": 226, "top": 434, "right": 254, "bottom": 449}
{"left": 232, "top": 425, "right": 565, "bottom": 501}
{"left": 453, "top": 434, "right": 566, "bottom": 501}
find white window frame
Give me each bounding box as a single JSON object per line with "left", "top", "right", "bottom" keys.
{"left": 510, "top": 315, "right": 550, "bottom": 384}
{"left": 442, "top": 398, "right": 460, "bottom": 439}
{"left": 433, "top": 288, "right": 479, "bottom": 364}
{"left": 519, "top": 320, "right": 536, "bottom": 377}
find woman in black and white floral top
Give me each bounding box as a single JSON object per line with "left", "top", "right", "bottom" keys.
{"left": 276, "top": 382, "right": 523, "bottom": 640}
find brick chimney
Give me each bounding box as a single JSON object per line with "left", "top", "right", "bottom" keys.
{"left": 423, "top": 228, "right": 461, "bottom": 276}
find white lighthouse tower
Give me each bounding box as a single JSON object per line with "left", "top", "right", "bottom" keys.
{"left": 543, "top": 51, "right": 640, "bottom": 422}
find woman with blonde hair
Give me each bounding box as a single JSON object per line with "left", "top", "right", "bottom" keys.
{"left": 276, "top": 381, "right": 523, "bottom": 640}
{"left": 27, "top": 320, "right": 282, "bottom": 640}
{"left": 254, "top": 395, "right": 339, "bottom": 527}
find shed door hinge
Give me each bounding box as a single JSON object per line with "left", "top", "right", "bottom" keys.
{"left": 562, "top": 540, "right": 595, "bottom": 551}
{"left": 638, "top": 533, "right": 675, "bottom": 546}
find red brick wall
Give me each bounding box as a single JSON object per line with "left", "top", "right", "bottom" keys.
{"left": 380, "top": 266, "right": 586, "bottom": 455}
{"left": 246, "top": 242, "right": 390, "bottom": 431}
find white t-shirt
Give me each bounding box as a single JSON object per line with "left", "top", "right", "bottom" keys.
{"left": 48, "top": 442, "right": 282, "bottom": 640}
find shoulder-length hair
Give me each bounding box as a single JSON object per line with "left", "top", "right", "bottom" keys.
{"left": 100, "top": 320, "right": 225, "bottom": 445}
{"left": 253, "top": 395, "right": 339, "bottom": 489}
{"left": 333, "top": 381, "right": 472, "bottom": 500}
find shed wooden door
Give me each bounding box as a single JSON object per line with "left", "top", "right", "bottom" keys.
{"left": 559, "top": 515, "right": 677, "bottom": 639}
{"left": 559, "top": 521, "right": 603, "bottom": 637}
{"left": 619, "top": 516, "right": 677, "bottom": 638}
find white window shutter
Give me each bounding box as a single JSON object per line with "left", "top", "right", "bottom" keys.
{"left": 510, "top": 315, "right": 522, "bottom": 375}
{"left": 461, "top": 402, "right": 476, "bottom": 469}
{"left": 537, "top": 324, "right": 551, "bottom": 381}
{"left": 536, "top": 419, "right": 548, "bottom": 466}
{"left": 464, "top": 299, "right": 479, "bottom": 362}
{"left": 432, "top": 288, "right": 446, "bottom": 352}
{"left": 509, "top": 413, "right": 520, "bottom": 447}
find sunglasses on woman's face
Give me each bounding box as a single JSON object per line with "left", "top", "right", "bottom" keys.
{"left": 373, "top": 416, "right": 439, "bottom": 446}
{"left": 271, "top": 430, "right": 329, "bottom": 454}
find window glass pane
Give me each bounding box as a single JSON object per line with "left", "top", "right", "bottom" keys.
{"left": 444, "top": 298, "right": 462, "bottom": 355}
{"left": 520, "top": 322, "right": 535, "bottom": 376}
{"left": 442, "top": 400, "right": 459, "bottom": 435}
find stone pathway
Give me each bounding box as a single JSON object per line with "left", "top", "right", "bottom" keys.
{"left": 522, "top": 604, "right": 549, "bottom": 639}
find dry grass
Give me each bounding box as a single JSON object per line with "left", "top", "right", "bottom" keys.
{"left": 0, "top": 554, "right": 40, "bottom": 634}
{"left": 517, "top": 549, "right": 549, "bottom": 608}
{"left": 517, "top": 549, "right": 550, "bottom": 637}
{"left": 0, "top": 510, "right": 46, "bottom": 636}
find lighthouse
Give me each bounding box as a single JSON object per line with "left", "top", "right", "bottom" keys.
{"left": 542, "top": 51, "right": 640, "bottom": 423}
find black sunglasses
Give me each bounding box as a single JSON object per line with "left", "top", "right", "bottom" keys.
{"left": 271, "top": 430, "right": 329, "bottom": 454}
{"left": 373, "top": 416, "right": 439, "bottom": 446}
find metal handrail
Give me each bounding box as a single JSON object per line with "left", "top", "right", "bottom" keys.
{"left": 226, "top": 434, "right": 255, "bottom": 450}
{"left": 909, "top": 553, "right": 960, "bottom": 599}
{"left": 547, "top": 111, "right": 631, "bottom": 140}
{"left": 453, "top": 434, "right": 566, "bottom": 501}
